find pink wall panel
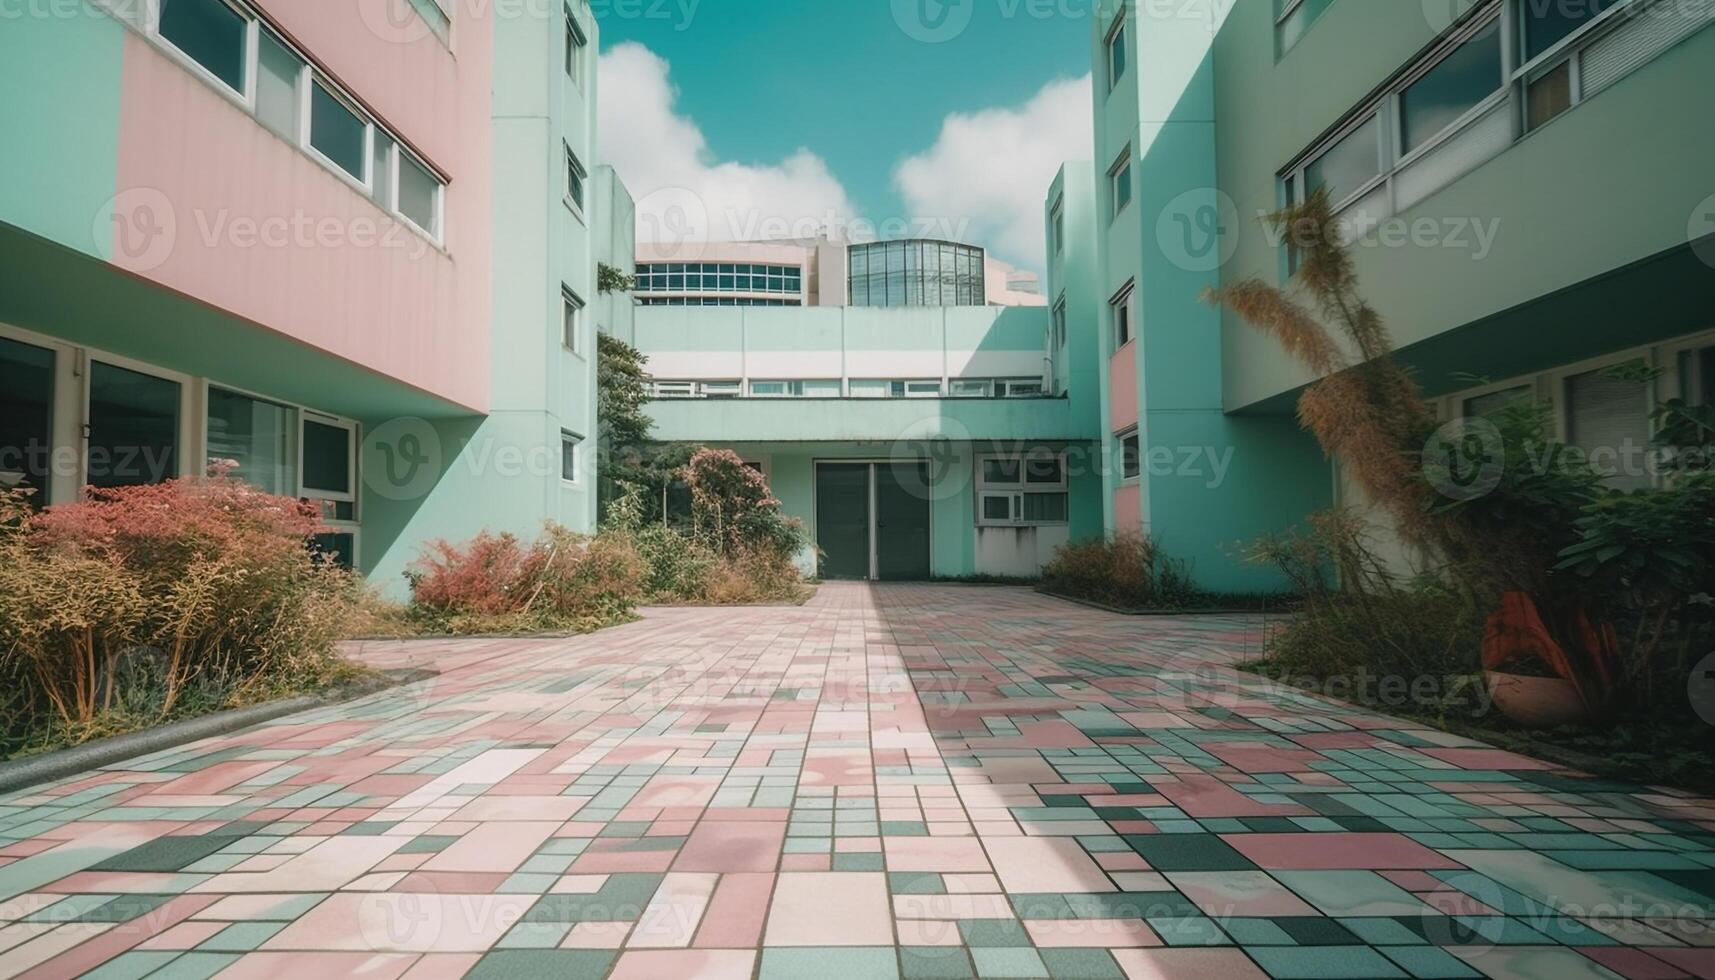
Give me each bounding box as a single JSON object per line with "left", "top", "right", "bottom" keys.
{"left": 1114, "top": 483, "right": 1142, "bottom": 535}
{"left": 1108, "top": 345, "right": 1138, "bottom": 433}
{"left": 114, "top": 21, "right": 491, "bottom": 413}
{"left": 251, "top": 0, "right": 459, "bottom": 173}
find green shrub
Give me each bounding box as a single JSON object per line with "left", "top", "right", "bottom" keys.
{"left": 405, "top": 523, "right": 647, "bottom": 635}
{"left": 0, "top": 479, "right": 362, "bottom": 757}
{"left": 1041, "top": 533, "right": 1201, "bottom": 610}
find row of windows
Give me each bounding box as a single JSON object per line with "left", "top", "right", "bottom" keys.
{"left": 634, "top": 263, "right": 804, "bottom": 294}
{"left": 648, "top": 378, "right": 1049, "bottom": 400}
{"left": 848, "top": 241, "right": 987, "bottom": 308}
{"left": 976, "top": 454, "right": 1070, "bottom": 527}
{"left": 637, "top": 297, "right": 804, "bottom": 308}
{"left": 1282, "top": 0, "right": 1696, "bottom": 255}
{"left": 148, "top": 0, "right": 445, "bottom": 241}
{"left": 1, "top": 330, "right": 359, "bottom": 567}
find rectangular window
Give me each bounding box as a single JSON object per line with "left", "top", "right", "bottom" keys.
{"left": 652, "top": 381, "right": 695, "bottom": 399}
{"left": 0, "top": 337, "right": 54, "bottom": 505}
{"left": 999, "top": 379, "right": 1046, "bottom": 398}
{"left": 1565, "top": 365, "right": 1652, "bottom": 490}
{"left": 1526, "top": 60, "right": 1574, "bottom": 130}
{"left": 397, "top": 150, "right": 440, "bottom": 238}
{"left": 561, "top": 431, "right": 582, "bottom": 483}
{"left": 904, "top": 381, "right": 943, "bottom": 398}
{"left": 565, "top": 144, "right": 587, "bottom": 209}
{"left": 1680, "top": 346, "right": 1715, "bottom": 406}
{"left": 1522, "top": 0, "right": 1623, "bottom": 61}
{"left": 976, "top": 453, "right": 1069, "bottom": 527}
{"left": 88, "top": 362, "right": 181, "bottom": 489}
{"left": 1401, "top": 21, "right": 1503, "bottom": 154}
{"left": 849, "top": 380, "right": 892, "bottom": 399}
{"left": 1464, "top": 384, "right": 1533, "bottom": 419}
{"left": 1304, "top": 115, "right": 1381, "bottom": 206}
{"left": 1109, "top": 149, "right": 1133, "bottom": 219}
{"left": 301, "top": 417, "right": 355, "bottom": 500}
{"left": 207, "top": 387, "right": 296, "bottom": 496}
{"left": 562, "top": 287, "right": 584, "bottom": 354}
{"left": 254, "top": 28, "right": 302, "bottom": 139}
{"left": 1111, "top": 284, "right": 1135, "bottom": 349}
{"left": 1120, "top": 430, "right": 1141, "bottom": 481}
{"left": 1276, "top": 0, "right": 1334, "bottom": 55}
{"left": 700, "top": 381, "right": 741, "bottom": 399}
{"left": 1106, "top": 13, "right": 1127, "bottom": 90}
{"left": 1052, "top": 199, "right": 1066, "bottom": 253}
{"left": 950, "top": 379, "right": 992, "bottom": 398}
{"left": 157, "top": 0, "right": 249, "bottom": 95}
{"left": 309, "top": 79, "right": 369, "bottom": 184}
{"left": 1053, "top": 301, "right": 1068, "bottom": 351}
{"left": 565, "top": 8, "right": 587, "bottom": 81}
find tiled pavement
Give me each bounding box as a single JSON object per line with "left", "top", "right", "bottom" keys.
{"left": 2, "top": 584, "right": 1713, "bottom": 980}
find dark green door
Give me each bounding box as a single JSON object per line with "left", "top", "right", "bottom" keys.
{"left": 815, "top": 463, "right": 871, "bottom": 580}
{"left": 876, "top": 462, "right": 931, "bottom": 581}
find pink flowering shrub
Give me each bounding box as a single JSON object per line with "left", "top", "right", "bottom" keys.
{"left": 405, "top": 523, "right": 646, "bottom": 634}
{"left": 0, "top": 477, "right": 359, "bottom": 752}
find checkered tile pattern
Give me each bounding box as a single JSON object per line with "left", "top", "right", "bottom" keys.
{"left": 1, "top": 584, "right": 1712, "bottom": 979}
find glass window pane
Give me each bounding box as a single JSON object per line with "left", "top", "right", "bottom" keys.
{"left": 207, "top": 387, "right": 296, "bottom": 496}
{"left": 982, "top": 495, "right": 1013, "bottom": 522}
{"left": 1566, "top": 367, "right": 1651, "bottom": 490}
{"left": 1023, "top": 492, "right": 1068, "bottom": 523}
{"left": 398, "top": 152, "right": 439, "bottom": 234}
{"left": 982, "top": 458, "right": 1022, "bottom": 485}
{"left": 561, "top": 433, "right": 581, "bottom": 482}
{"left": 310, "top": 80, "right": 367, "bottom": 182}
{"left": 159, "top": 0, "right": 247, "bottom": 93}
{"left": 1526, "top": 61, "right": 1574, "bottom": 130}
{"left": 1025, "top": 456, "right": 1064, "bottom": 485}
{"left": 1121, "top": 434, "right": 1141, "bottom": 480}
{"left": 1523, "top": 0, "right": 1621, "bottom": 60}
{"left": 302, "top": 419, "right": 352, "bottom": 496}
{"left": 1464, "top": 384, "right": 1532, "bottom": 419}
{"left": 255, "top": 30, "right": 302, "bottom": 140}
{"left": 1305, "top": 115, "right": 1381, "bottom": 205}
{"left": 88, "top": 362, "right": 180, "bottom": 488}
{"left": 371, "top": 132, "right": 394, "bottom": 209}
{"left": 0, "top": 337, "right": 54, "bottom": 505}
{"left": 1401, "top": 22, "right": 1502, "bottom": 153}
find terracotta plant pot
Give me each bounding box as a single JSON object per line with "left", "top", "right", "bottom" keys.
{"left": 1485, "top": 670, "right": 1591, "bottom": 729}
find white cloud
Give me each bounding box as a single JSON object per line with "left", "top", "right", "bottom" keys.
{"left": 597, "top": 43, "right": 857, "bottom": 244}
{"left": 893, "top": 75, "right": 1094, "bottom": 271}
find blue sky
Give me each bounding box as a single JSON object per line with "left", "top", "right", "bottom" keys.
{"left": 593, "top": 0, "right": 1096, "bottom": 271}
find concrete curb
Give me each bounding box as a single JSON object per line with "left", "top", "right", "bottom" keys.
{"left": 0, "top": 670, "right": 434, "bottom": 796}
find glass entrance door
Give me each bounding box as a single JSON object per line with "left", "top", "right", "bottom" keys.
{"left": 815, "top": 461, "right": 933, "bottom": 582}
{"left": 0, "top": 337, "right": 54, "bottom": 504}
{"left": 87, "top": 361, "right": 181, "bottom": 488}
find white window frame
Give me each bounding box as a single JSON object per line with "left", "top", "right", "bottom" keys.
{"left": 562, "top": 286, "right": 585, "bottom": 355}
{"left": 1105, "top": 11, "right": 1128, "bottom": 92}
{"left": 903, "top": 380, "right": 943, "bottom": 399}
{"left": 975, "top": 452, "right": 1071, "bottom": 528}
{"left": 202, "top": 381, "right": 299, "bottom": 497}
{"left": 302, "top": 74, "right": 374, "bottom": 194}
{"left": 652, "top": 380, "right": 696, "bottom": 399}
{"left": 565, "top": 142, "right": 588, "bottom": 215}
{"left": 392, "top": 144, "right": 446, "bottom": 245}
{"left": 81, "top": 351, "right": 195, "bottom": 492}
{"left": 1051, "top": 197, "right": 1066, "bottom": 254}
{"left": 1110, "top": 281, "right": 1136, "bottom": 351}
{"left": 1118, "top": 427, "right": 1142, "bottom": 484}
{"left": 565, "top": 5, "right": 588, "bottom": 84}
{"left": 148, "top": 0, "right": 259, "bottom": 108}
{"left": 298, "top": 411, "right": 359, "bottom": 506}
{"left": 1052, "top": 299, "right": 1068, "bottom": 351}
{"left": 998, "top": 378, "right": 1047, "bottom": 398}
{"left": 699, "top": 380, "right": 741, "bottom": 399}
{"left": 1108, "top": 147, "right": 1133, "bottom": 221}
{"left": 560, "top": 430, "right": 583, "bottom": 486}
{"left": 950, "top": 379, "right": 993, "bottom": 398}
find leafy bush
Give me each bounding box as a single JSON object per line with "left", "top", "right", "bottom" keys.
{"left": 405, "top": 524, "right": 646, "bottom": 635}
{"left": 1246, "top": 512, "right": 1484, "bottom": 713}
{"left": 0, "top": 479, "right": 362, "bottom": 756}
{"left": 1041, "top": 533, "right": 1201, "bottom": 610}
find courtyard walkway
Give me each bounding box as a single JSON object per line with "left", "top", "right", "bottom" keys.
{"left": 1, "top": 584, "right": 1712, "bottom": 979}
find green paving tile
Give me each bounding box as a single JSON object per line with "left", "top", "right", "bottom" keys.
{"left": 197, "top": 921, "right": 286, "bottom": 952}
{"left": 396, "top": 835, "right": 460, "bottom": 854}
{"left": 901, "top": 945, "right": 975, "bottom": 978}
{"left": 970, "top": 947, "right": 1049, "bottom": 979}
{"left": 1247, "top": 945, "right": 1409, "bottom": 978}
{"left": 76, "top": 894, "right": 176, "bottom": 923}
{"left": 835, "top": 852, "right": 885, "bottom": 871}
{"left": 761, "top": 947, "right": 901, "bottom": 980}
{"left": 466, "top": 950, "right": 616, "bottom": 979}
{"left": 959, "top": 918, "right": 1032, "bottom": 948}
{"left": 1277, "top": 916, "right": 1361, "bottom": 946}
{"left": 1380, "top": 946, "right": 1485, "bottom": 978}
{"left": 1037, "top": 948, "right": 1123, "bottom": 979}
{"left": 146, "top": 952, "right": 241, "bottom": 980}
{"left": 1149, "top": 913, "right": 1230, "bottom": 946}
{"left": 890, "top": 872, "right": 946, "bottom": 895}
{"left": 81, "top": 951, "right": 181, "bottom": 980}
{"left": 88, "top": 835, "right": 232, "bottom": 872}
{"left": 1121, "top": 833, "right": 1256, "bottom": 871}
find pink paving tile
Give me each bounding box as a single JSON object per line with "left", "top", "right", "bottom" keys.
{"left": 213, "top": 952, "right": 419, "bottom": 980}
{"left": 397, "top": 953, "right": 485, "bottom": 979}
{"left": 1167, "top": 871, "right": 1319, "bottom": 916}
{"left": 779, "top": 854, "right": 830, "bottom": 871}
{"left": 190, "top": 836, "right": 406, "bottom": 894}
{"left": 1417, "top": 748, "right": 1560, "bottom": 770}
{"left": 631, "top": 776, "right": 723, "bottom": 808}
{"left": 609, "top": 949, "right": 755, "bottom": 979}
{"left": 1652, "top": 948, "right": 1715, "bottom": 979}
{"left": 984, "top": 836, "right": 1116, "bottom": 893}
{"left": 883, "top": 836, "right": 992, "bottom": 873}
{"left": 1223, "top": 833, "right": 1463, "bottom": 870}
{"left": 1578, "top": 947, "right": 1697, "bottom": 979}
{"left": 695, "top": 872, "right": 774, "bottom": 948}
{"left": 672, "top": 821, "right": 785, "bottom": 872}
{"left": 764, "top": 872, "right": 894, "bottom": 946}
{"left": 1111, "top": 948, "right": 1270, "bottom": 979}
{"left": 1152, "top": 775, "right": 1312, "bottom": 818}
{"left": 449, "top": 795, "right": 587, "bottom": 821}
{"left": 571, "top": 848, "right": 677, "bottom": 873}
{"left": 139, "top": 920, "right": 228, "bottom": 950}
{"left": 628, "top": 872, "right": 718, "bottom": 948}
{"left": 263, "top": 893, "right": 538, "bottom": 953}
{"left": 422, "top": 821, "right": 558, "bottom": 873}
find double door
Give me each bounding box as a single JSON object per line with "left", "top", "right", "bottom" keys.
{"left": 815, "top": 461, "right": 931, "bottom": 581}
